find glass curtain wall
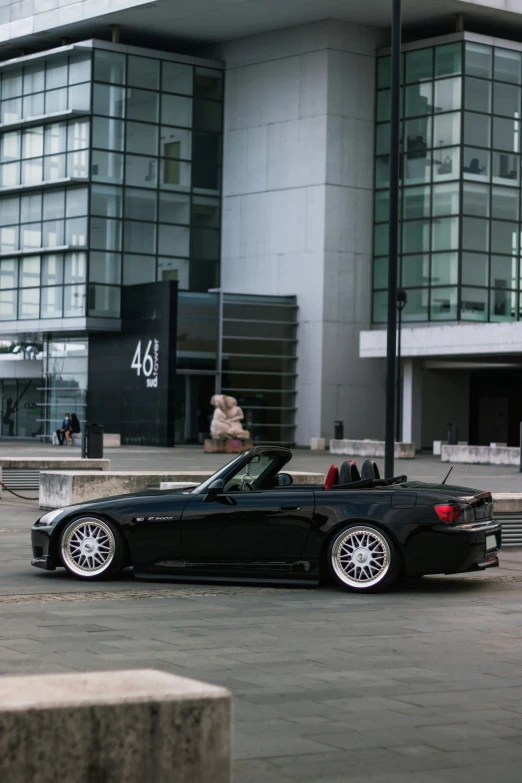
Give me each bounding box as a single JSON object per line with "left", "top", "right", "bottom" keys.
{"left": 41, "top": 337, "right": 88, "bottom": 437}
{"left": 374, "top": 37, "right": 522, "bottom": 323}
{"left": 0, "top": 43, "right": 223, "bottom": 323}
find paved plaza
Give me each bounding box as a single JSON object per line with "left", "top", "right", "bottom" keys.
{"left": 2, "top": 443, "right": 522, "bottom": 781}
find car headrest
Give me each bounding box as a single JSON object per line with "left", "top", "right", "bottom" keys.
{"left": 339, "top": 460, "right": 361, "bottom": 484}
{"left": 324, "top": 465, "right": 340, "bottom": 490}
{"left": 361, "top": 459, "right": 381, "bottom": 480}
{"left": 373, "top": 461, "right": 381, "bottom": 479}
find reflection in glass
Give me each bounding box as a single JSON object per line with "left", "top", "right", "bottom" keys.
{"left": 491, "top": 221, "right": 518, "bottom": 255}
{"left": 42, "top": 254, "right": 63, "bottom": 286}
{"left": 123, "top": 220, "right": 156, "bottom": 254}
{"left": 491, "top": 185, "right": 519, "bottom": 220}
{"left": 91, "top": 184, "right": 123, "bottom": 218}
{"left": 402, "top": 220, "right": 430, "bottom": 254}
{"left": 405, "top": 83, "right": 432, "bottom": 117}
{"left": 402, "top": 255, "right": 429, "bottom": 287}
{"left": 435, "top": 43, "right": 462, "bottom": 78}
{"left": 491, "top": 288, "right": 516, "bottom": 321}
{"left": 433, "top": 112, "right": 460, "bottom": 147}
{"left": 159, "top": 159, "right": 190, "bottom": 191}
{"left": 92, "top": 151, "right": 124, "bottom": 184}
{"left": 462, "top": 216, "right": 489, "bottom": 252}
{"left": 161, "top": 94, "right": 192, "bottom": 126}
{"left": 432, "top": 217, "right": 459, "bottom": 251}
{"left": 21, "top": 222, "right": 42, "bottom": 249}
{"left": 464, "top": 77, "right": 491, "bottom": 113}
{"left": 22, "top": 158, "right": 43, "bottom": 185}
{"left": 45, "top": 88, "right": 67, "bottom": 114}
{"left": 88, "top": 285, "right": 121, "bottom": 317}
{"left": 63, "top": 284, "right": 86, "bottom": 317}
{"left": 463, "top": 147, "right": 490, "bottom": 181}
{"left": 404, "top": 116, "right": 430, "bottom": 152}
{"left": 125, "top": 188, "right": 157, "bottom": 221}
{"left": 462, "top": 182, "right": 489, "bottom": 216}
{"left": 402, "top": 288, "right": 429, "bottom": 321}
{"left": 491, "top": 254, "right": 518, "bottom": 288}
{"left": 162, "top": 61, "right": 193, "bottom": 95}
{"left": 493, "top": 116, "right": 520, "bottom": 152}
{"left": 23, "top": 93, "right": 44, "bottom": 119}
{"left": 123, "top": 254, "right": 156, "bottom": 284}
{"left": 92, "top": 117, "right": 124, "bottom": 151}
{"left": 432, "top": 182, "right": 459, "bottom": 216}
{"left": 128, "top": 56, "right": 160, "bottom": 90}
{"left": 403, "top": 185, "right": 430, "bottom": 219}
{"left": 462, "top": 252, "right": 488, "bottom": 286}
{"left": 461, "top": 288, "right": 488, "bottom": 321}
{"left": 19, "top": 288, "right": 40, "bottom": 320}
{"left": 373, "top": 257, "right": 388, "bottom": 288}
{"left": 64, "top": 252, "right": 87, "bottom": 284}
{"left": 495, "top": 82, "right": 521, "bottom": 118}
{"left": 494, "top": 48, "right": 522, "bottom": 84}
{"left": 465, "top": 43, "right": 493, "bottom": 78}
{"left": 431, "top": 252, "right": 458, "bottom": 285}
{"left": 41, "top": 286, "right": 63, "bottom": 318}
{"left": 89, "top": 252, "right": 121, "bottom": 285}
{"left": 404, "top": 151, "right": 430, "bottom": 185}
{"left": 434, "top": 77, "right": 461, "bottom": 112}
{"left": 430, "top": 287, "right": 457, "bottom": 320}
{"left": 158, "top": 224, "right": 190, "bottom": 256}
{"left": 0, "top": 258, "right": 17, "bottom": 289}
{"left": 126, "top": 89, "right": 159, "bottom": 122}
{"left": 43, "top": 220, "right": 65, "bottom": 247}
{"left": 44, "top": 154, "right": 66, "bottom": 181}
{"left": 432, "top": 147, "right": 459, "bottom": 182}
{"left": 44, "top": 123, "right": 66, "bottom": 155}
{"left": 89, "top": 217, "right": 122, "bottom": 251}
{"left": 67, "top": 150, "right": 89, "bottom": 179}
{"left": 492, "top": 151, "right": 519, "bottom": 185}
{"left": 160, "top": 191, "right": 190, "bottom": 224}
{"left": 0, "top": 290, "right": 16, "bottom": 320}
{"left": 195, "top": 68, "right": 223, "bottom": 100}
{"left": 126, "top": 121, "right": 158, "bottom": 156}
{"left": 406, "top": 49, "right": 433, "bottom": 83}
{"left": 94, "top": 51, "right": 126, "bottom": 84}
{"left": 93, "top": 84, "right": 125, "bottom": 118}
{"left": 19, "top": 256, "right": 41, "bottom": 287}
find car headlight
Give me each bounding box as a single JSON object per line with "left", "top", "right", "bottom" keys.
{"left": 36, "top": 508, "right": 65, "bottom": 527}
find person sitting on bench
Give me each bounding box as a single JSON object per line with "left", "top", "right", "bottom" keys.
{"left": 56, "top": 413, "right": 71, "bottom": 446}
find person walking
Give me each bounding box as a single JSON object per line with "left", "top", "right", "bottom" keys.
{"left": 56, "top": 413, "right": 71, "bottom": 446}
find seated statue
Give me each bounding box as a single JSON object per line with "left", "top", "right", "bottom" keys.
{"left": 210, "top": 394, "right": 250, "bottom": 440}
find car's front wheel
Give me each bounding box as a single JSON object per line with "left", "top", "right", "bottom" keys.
{"left": 59, "top": 517, "right": 126, "bottom": 580}
{"left": 327, "top": 524, "right": 400, "bottom": 592}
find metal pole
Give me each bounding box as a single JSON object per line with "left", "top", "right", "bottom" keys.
{"left": 385, "top": 0, "right": 402, "bottom": 478}
{"left": 519, "top": 422, "right": 522, "bottom": 473}
{"left": 396, "top": 306, "right": 402, "bottom": 442}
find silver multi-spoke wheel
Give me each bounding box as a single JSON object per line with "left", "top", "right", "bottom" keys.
{"left": 61, "top": 518, "right": 115, "bottom": 577}
{"left": 331, "top": 526, "right": 391, "bottom": 589}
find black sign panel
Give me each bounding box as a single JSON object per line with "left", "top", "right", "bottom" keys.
{"left": 88, "top": 281, "right": 178, "bottom": 446}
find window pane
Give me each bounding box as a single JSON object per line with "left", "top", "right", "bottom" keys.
{"left": 41, "top": 286, "right": 63, "bottom": 318}
{"left": 123, "top": 254, "right": 156, "bottom": 284}
{"left": 158, "top": 257, "right": 190, "bottom": 287}
{"left": 23, "top": 126, "right": 44, "bottom": 158}
{"left": 193, "top": 100, "right": 222, "bottom": 132}
{"left": 377, "top": 90, "right": 390, "bottom": 122}
{"left": 126, "top": 88, "right": 159, "bottom": 123}
{"left": 465, "top": 43, "right": 493, "bottom": 79}
{"left": 162, "top": 61, "right": 193, "bottom": 95}
{"left": 68, "top": 84, "right": 90, "bottom": 112}
{"left": 0, "top": 258, "right": 17, "bottom": 289}
{"left": 69, "top": 53, "right": 91, "bottom": 85}
{"left": 19, "top": 288, "right": 40, "bottom": 319}
{"left": 88, "top": 285, "right": 121, "bottom": 317}
{"left": 462, "top": 182, "right": 489, "bottom": 216}
{"left": 44, "top": 154, "right": 66, "bottom": 181}
{"left": 433, "top": 182, "right": 459, "bottom": 216}
{"left": 491, "top": 254, "right": 518, "bottom": 287}
{"left": 435, "top": 43, "right": 462, "bottom": 78}
{"left": 90, "top": 217, "right": 122, "bottom": 251}
{"left": 1, "top": 131, "right": 21, "bottom": 162}
{"left": 492, "top": 185, "right": 519, "bottom": 220}
{"left": 89, "top": 251, "right": 121, "bottom": 284}
{"left": 67, "top": 150, "right": 88, "bottom": 178}
{"left": 404, "top": 116, "right": 431, "bottom": 153}
{"left": 433, "top": 112, "right": 460, "bottom": 147}
{"left": 431, "top": 287, "right": 457, "bottom": 320}
{"left": 44, "top": 122, "right": 66, "bottom": 155}
{"left": 461, "top": 288, "right": 488, "bottom": 321}
{"left": 434, "top": 77, "right": 461, "bottom": 112}
{"left": 0, "top": 289, "right": 16, "bottom": 320}
{"left": 22, "top": 158, "right": 43, "bottom": 185}
{"left": 128, "top": 55, "right": 160, "bottom": 90}
{"left": 405, "top": 83, "right": 432, "bottom": 117}
{"left": 494, "top": 48, "right": 522, "bottom": 84}
{"left": 462, "top": 216, "right": 489, "bottom": 252}
{"left": 403, "top": 185, "right": 430, "bottom": 219}
{"left": 91, "top": 184, "right": 123, "bottom": 218}
{"left": 42, "top": 254, "right": 63, "bottom": 286}
{"left": 161, "top": 94, "right": 192, "bottom": 126}
{"left": 66, "top": 216, "right": 87, "bottom": 247}
{"left": 94, "top": 50, "right": 126, "bottom": 84}
{"left": 374, "top": 223, "right": 389, "bottom": 256}
{"left": 19, "top": 256, "right": 40, "bottom": 287}
{"left": 406, "top": 49, "right": 432, "bottom": 83}
{"left": 3, "top": 69, "right": 22, "bottom": 98}
{"left": 159, "top": 159, "right": 190, "bottom": 191}
{"left": 432, "top": 147, "right": 459, "bottom": 182}
{"left": 126, "top": 154, "right": 158, "bottom": 188}
{"left": 21, "top": 192, "right": 42, "bottom": 223}
{"left": 125, "top": 188, "right": 157, "bottom": 221}
{"left": 93, "top": 84, "right": 125, "bottom": 118}
{"left": 1, "top": 98, "right": 21, "bottom": 123}
{"left": 45, "top": 88, "right": 67, "bottom": 114}
{"left": 491, "top": 288, "right": 516, "bottom": 320}
{"left": 492, "top": 151, "right": 519, "bottom": 185}
{"left": 462, "top": 252, "right": 488, "bottom": 286}
{"left": 376, "top": 123, "right": 390, "bottom": 155}
{"left": 64, "top": 251, "right": 87, "bottom": 283}
{"left": 195, "top": 67, "right": 223, "bottom": 100}
{"left": 23, "top": 93, "right": 44, "bottom": 119}
{"left": 0, "top": 161, "right": 19, "bottom": 186}
{"left": 402, "top": 220, "right": 430, "bottom": 254}
{"left": 63, "top": 284, "right": 86, "bottom": 316}
{"left": 92, "top": 117, "right": 124, "bottom": 152}
{"left": 431, "top": 252, "right": 458, "bottom": 285}
{"left": 402, "top": 288, "right": 429, "bottom": 322}
{"left": 375, "top": 156, "right": 390, "bottom": 187}
{"left": 432, "top": 216, "right": 458, "bottom": 251}
{"left": 159, "top": 191, "right": 189, "bottom": 224}
{"left": 464, "top": 77, "right": 491, "bottom": 113}
{"left": 494, "top": 82, "right": 521, "bottom": 118}
{"left": 373, "top": 290, "right": 388, "bottom": 322}
{"left": 377, "top": 57, "right": 390, "bottom": 89}
{"left": 463, "top": 147, "right": 490, "bottom": 181}
{"left": 126, "top": 121, "right": 158, "bottom": 156}
{"left": 191, "top": 228, "right": 219, "bottom": 259}
{"left": 68, "top": 119, "right": 89, "bottom": 150}
{"left": 92, "top": 151, "right": 123, "bottom": 184}
{"left": 373, "top": 256, "right": 388, "bottom": 288}
{"left": 21, "top": 222, "right": 42, "bottom": 249}
{"left": 123, "top": 220, "right": 156, "bottom": 254}
{"left": 46, "top": 58, "right": 67, "bottom": 89}
{"left": 66, "top": 187, "right": 89, "bottom": 218}
{"left": 23, "top": 65, "right": 44, "bottom": 95}
{"left": 0, "top": 226, "right": 18, "bottom": 252}
{"left": 0, "top": 196, "right": 19, "bottom": 226}
{"left": 192, "top": 196, "right": 218, "bottom": 227}
{"left": 159, "top": 126, "right": 191, "bottom": 159}
{"left": 42, "top": 219, "right": 64, "bottom": 247}
{"left": 493, "top": 116, "right": 520, "bottom": 152}
{"left": 401, "top": 255, "right": 429, "bottom": 287}
{"left": 158, "top": 224, "right": 189, "bottom": 256}
{"left": 491, "top": 220, "right": 518, "bottom": 255}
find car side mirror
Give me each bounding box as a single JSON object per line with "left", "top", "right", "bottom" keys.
{"left": 277, "top": 473, "right": 293, "bottom": 487}
{"left": 207, "top": 479, "right": 225, "bottom": 495}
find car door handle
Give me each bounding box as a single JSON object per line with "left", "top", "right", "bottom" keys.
{"left": 280, "top": 505, "right": 301, "bottom": 511}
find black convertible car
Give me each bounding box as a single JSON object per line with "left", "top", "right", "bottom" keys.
{"left": 31, "top": 446, "right": 501, "bottom": 592}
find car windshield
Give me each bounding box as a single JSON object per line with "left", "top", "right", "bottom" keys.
{"left": 192, "top": 453, "right": 247, "bottom": 494}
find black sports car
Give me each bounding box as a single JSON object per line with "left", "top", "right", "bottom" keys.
{"left": 31, "top": 446, "right": 501, "bottom": 592}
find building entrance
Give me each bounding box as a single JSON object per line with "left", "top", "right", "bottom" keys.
{"left": 469, "top": 370, "right": 522, "bottom": 447}
{"left": 0, "top": 380, "right": 42, "bottom": 438}
{"left": 174, "top": 374, "right": 216, "bottom": 444}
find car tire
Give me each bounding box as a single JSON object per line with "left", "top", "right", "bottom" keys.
{"left": 59, "top": 516, "right": 126, "bottom": 580}
{"left": 327, "top": 523, "right": 400, "bottom": 592}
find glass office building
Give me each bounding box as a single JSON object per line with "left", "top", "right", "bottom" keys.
{"left": 373, "top": 38, "right": 522, "bottom": 324}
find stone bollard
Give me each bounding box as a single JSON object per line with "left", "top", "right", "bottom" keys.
{"left": 0, "top": 669, "right": 231, "bottom": 783}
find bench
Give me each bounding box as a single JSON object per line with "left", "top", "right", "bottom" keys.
{"left": 52, "top": 432, "right": 121, "bottom": 447}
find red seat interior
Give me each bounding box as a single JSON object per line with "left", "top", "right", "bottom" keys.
{"left": 324, "top": 465, "right": 340, "bottom": 490}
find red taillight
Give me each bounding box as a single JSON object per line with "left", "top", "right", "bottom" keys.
{"left": 434, "top": 504, "right": 461, "bottom": 523}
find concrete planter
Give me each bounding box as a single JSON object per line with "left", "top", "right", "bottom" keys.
{"left": 329, "top": 439, "right": 416, "bottom": 459}
{"left": 0, "top": 669, "right": 231, "bottom": 783}
{"left": 441, "top": 445, "right": 520, "bottom": 466}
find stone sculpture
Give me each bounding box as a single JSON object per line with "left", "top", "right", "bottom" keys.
{"left": 210, "top": 394, "right": 250, "bottom": 440}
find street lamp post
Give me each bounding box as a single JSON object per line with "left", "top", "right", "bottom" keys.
{"left": 396, "top": 288, "right": 407, "bottom": 443}
{"left": 384, "top": 0, "right": 402, "bottom": 479}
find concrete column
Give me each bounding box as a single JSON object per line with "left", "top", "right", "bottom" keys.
{"left": 0, "top": 669, "right": 231, "bottom": 783}
{"left": 402, "top": 358, "right": 422, "bottom": 449}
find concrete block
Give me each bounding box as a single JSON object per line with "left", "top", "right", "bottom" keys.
{"left": 104, "top": 433, "right": 121, "bottom": 447}
{"left": 441, "top": 445, "right": 520, "bottom": 466}
{"left": 0, "top": 669, "right": 231, "bottom": 783}
{"left": 310, "top": 437, "right": 326, "bottom": 450}
{"left": 433, "top": 440, "right": 447, "bottom": 456}
{"left": 0, "top": 457, "right": 109, "bottom": 470}
{"left": 330, "top": 439, "right": 416, "bottom": 459}
{"left": 39, "top": 471, "right": 215, "bottom": 508}
{"left": 492, "top": 493, "right": 522, "bottom": 514}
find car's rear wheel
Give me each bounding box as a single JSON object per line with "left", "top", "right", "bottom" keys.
{"left": 327, "top": 524, "right": 400, "bottom": 592}
{"left": 59, "top": 517, "right": 125, "bottom": 580}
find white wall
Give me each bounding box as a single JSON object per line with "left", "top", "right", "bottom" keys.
{"left": 212, "top": 20, "right": 386, "bottom": 444}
